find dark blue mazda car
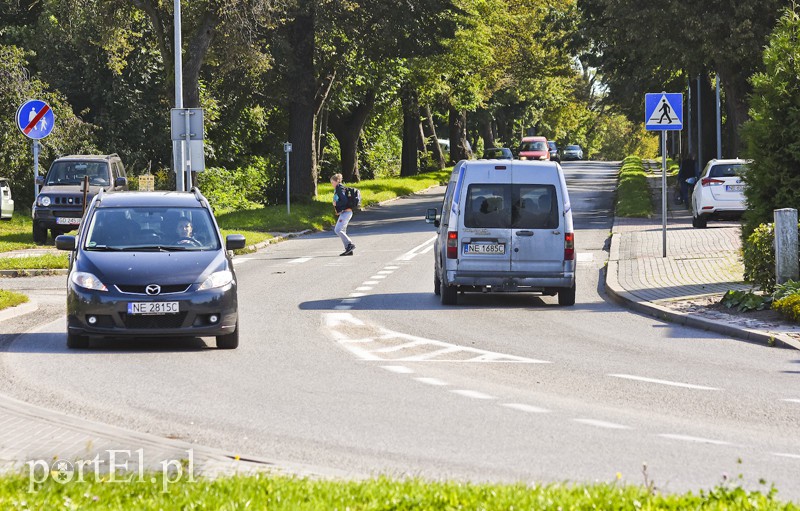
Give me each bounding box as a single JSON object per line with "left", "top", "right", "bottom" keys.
{"left": 56, "top": 190, "right": 245, "bottom": 349}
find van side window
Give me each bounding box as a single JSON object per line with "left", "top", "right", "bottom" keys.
{"left": 465, "top": 184, "right": 511, "bottom": 228}
{"left": 440, "top": 183, "right": 455, "bottom": 226}
{"left": 512, "top": 185, "right": 559, "bottom": 229}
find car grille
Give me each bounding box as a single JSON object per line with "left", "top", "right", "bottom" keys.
{"left": 122, "top": 312, "right": 187, "bottom": 329}
{"left": 115, "top": 284, "right": 192, "bottom": 295}
{"left": 54, "top": 196, "right": 83, "bottom": 205}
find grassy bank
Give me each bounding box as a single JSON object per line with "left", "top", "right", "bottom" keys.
{"left": 0, "top": 171, "right": 450, "bottom": 254}
{"left": 0, "top": 472, "right": 794, "bottom": 510}
{"left": 0, "top": 254, "right": 69, "bottom": 270}
{"left": 0, "top": 289, "right": 28, "bottom": 310}
{"left": 616, "top": 156, "right": 653, "bottom": 217}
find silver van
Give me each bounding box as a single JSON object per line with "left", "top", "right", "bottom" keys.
{"left": 0, "top": 178, "right": 13, "bottom": 220}
{"left": 426, "top": 160, "right": 575, "bottom": 305}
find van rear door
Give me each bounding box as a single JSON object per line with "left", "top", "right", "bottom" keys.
{"left": 457, "top": 163, "right": 512, "bottom": 274}
{"left": 510, "top": 163, "right": 564, "bottom": 275}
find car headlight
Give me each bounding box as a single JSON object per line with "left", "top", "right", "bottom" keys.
{"left": 37, "top": 196, "right": 51, "bottom": 207}
{"left": 198, "top": 270, "right": 234, "bottom": 290}
{"left": 71, "top": 271, "right": 107, "bottom": 291}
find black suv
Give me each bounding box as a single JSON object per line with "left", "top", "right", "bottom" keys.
{"left": 33, "top": 154, "right": 128, "bottom": 244}
{"left": 55, "top": 189, "right": 246, "bottom": 349}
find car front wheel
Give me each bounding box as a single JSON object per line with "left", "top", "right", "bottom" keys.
{"left": 216, "top": 322, "right": 239, "bottom": 349}
{"left": 32, "top": 222, "right": 48, "bottom": 244}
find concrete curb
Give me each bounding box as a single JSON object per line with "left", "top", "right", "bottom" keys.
{"left": 0, "top": 300, "right": 38, "bottom": 323}
{"left": 0, "top": 268, "right": 67, "bottom": 278}
{"left": 605, "top": 256, "right": 800, "bottom": 351}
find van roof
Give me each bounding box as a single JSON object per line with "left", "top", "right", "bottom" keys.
{"left": 521, "top": 136, "right": 547, "bottom": 142}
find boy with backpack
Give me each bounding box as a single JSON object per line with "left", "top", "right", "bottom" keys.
{"left": 331, "top": 173, "right": 356, "bottom": 256}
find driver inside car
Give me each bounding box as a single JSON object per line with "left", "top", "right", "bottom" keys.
{"left": 175, "top": 218, "right": 201, "bottom": 246}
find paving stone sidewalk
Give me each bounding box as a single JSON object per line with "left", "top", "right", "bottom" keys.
{"left": 606, "top": 176, "right": 800, "bottom": 350}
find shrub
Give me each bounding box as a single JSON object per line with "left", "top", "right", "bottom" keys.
{"left": 198, "top": 158, "right": 274, "bottom": 212}
{"left": 773, "top": 294, "right": 800, "bottom": 322}
{"left": 742, "top": 222, "right": 800, "bottom": 293}
{"left": 615, "top": 156, "right": 652, "bottom": 217}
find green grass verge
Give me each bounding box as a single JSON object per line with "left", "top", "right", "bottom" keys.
{"left": 0, "top": 289, "right": 28, "bottom": 310}
{"left": 0, "top": 216, "right": 37, "bottom": 253}
{"left": 0, "top": 472, "right": 794, "bottom": 510}
{"left": 616, "top": 156, "right": 654, "bottom": 217}
{"left": 0, "top": 254, "right": 69, "bottom": 270}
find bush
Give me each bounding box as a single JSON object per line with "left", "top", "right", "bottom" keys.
{"left": 773, "top": 294, "right": 800, "bottom": 322}
{"left": 198, "top": 158, "right": 276, "bottom": 212}
{"left": 742, "top": 222, "right": 800, "bottom": 293}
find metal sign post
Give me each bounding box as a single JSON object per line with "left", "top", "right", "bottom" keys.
{"left": 284, "top": 142, "right": 292, "bottom": 215}
{"left": 33, "top": 141, "right": 40, "bottom": 197}
{"left": 645, "top": 92, "right": 683, "bottom": 258}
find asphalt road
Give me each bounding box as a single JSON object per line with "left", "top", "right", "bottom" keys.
{"left": 1, "top": 161, "right": 799, "bottom": 500}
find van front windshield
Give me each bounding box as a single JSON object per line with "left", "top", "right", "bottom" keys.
{"left": 465, "top": 184, "right": 558, "bottom": 229}
{"left": 520, "top": 142, "right": 547, "bottom": 152}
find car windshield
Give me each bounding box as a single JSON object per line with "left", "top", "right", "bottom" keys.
{"left": 84, "top": 207, "right": 220, "bottom": 251}
{"left": 46, "top": 161, "right": 109, "bottom": 186}
{"left": 548, "top": 142, "right": 557, "bottom": 150}
{"left": 708, "top": 164, "right": 746, "bottom": 178}
{"left": 520, "top": 141, "right": 547, "bottom": 152}
{"left": 566, "top": 145, "right": 581, "bottom": 151}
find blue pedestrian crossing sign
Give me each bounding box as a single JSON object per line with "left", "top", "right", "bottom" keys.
{"left": 16, "top": 99, "right": 55, "bottom": 140}
{"left": 645, "top": 93, "right": 682, "bottom": 131}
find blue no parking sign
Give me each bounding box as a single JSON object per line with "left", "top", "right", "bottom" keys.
{"left": 16, "top": 99, "right": 55, "bottom": 140}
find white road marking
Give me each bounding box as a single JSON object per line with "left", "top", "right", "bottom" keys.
{"left": 414, "top": 377, "right": 449, "bottom": 386}
{"left": 381, "top": 365, "right": 414, "bottom": 374}
{"left": 782, "top": 398, "right": 800, "bottom": 404}
{"left": 384, "top": 266, "right": 400, "bottom": 270}
{"left": 363, "top": 281, "right": 380, "bottom": 285}
{"left": 377, "top": 270, "right": 394, "bottom": 275}
{"left": 349, "top": 293, "right": 366, "bottom": 298}
{"left": 609, "top": 374, "right": 720, "bottom": 391}
{"left": 373, "top": 340, "right": 426, "bottom": 353}
{"left": 772, "top": 452, "right": 800, "bottom": 460}
{"left": 355, "top": 287, "right": 373, "bottom": 291}
{"left": 334, "top": 305, "right": 352, "bottom": 310}
{"left": 502, "top": 403, "right": 550, "bottom": 414}
{"left": 288, "top": 257, "right": 313, "bottom": 264}
{"left": 324, "top": 313, "right": 364, "bottom": 327}
{"left": 341, "top": 298, "right": 360, "bottom": 304}
{"left": 420, "top": 245, "right": 435, "bottom": 255}
{"left": 233, "top": 258, "right": 253, "bottom": 265}
{"left": 576, "top": 252, "right": 593, "bottom": 263}
{"left": 451, "top": 390, "right": 496, "bottom": 400}
{"left": 398, "top": 347, "right": 464, "bottom": 361}
{"left": 397, "top": 235, "right": 437, "bottom": 261}
{"left": 573, "top": 418, "right": 631, "bottom": 430}
{"left": 659, "top": 434, "right": 730, "bottom": 446}
{"left": 370, "top": 275, "right": 387, "bottom": 279}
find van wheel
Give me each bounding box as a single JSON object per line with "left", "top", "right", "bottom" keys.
{"left": 32, "top": 222, "right": 48, "bottom": 245}
{"left": 440, "top": 276, "right": 458, "bottom": 305}
{"left": 434, "top": 268, "right": 441, "bottom": 296}
{"left": 558, "top": 282, "right": 576, "bottom": 306}
{"left": 66, "top": 333, "right": 90, "bottom": 349}
{"left": 216, "top": 322, "right": 239, "bottom": 349}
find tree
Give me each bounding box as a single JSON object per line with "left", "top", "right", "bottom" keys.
{"left": 741, "top": 7, "right": 800, "bottom": 239}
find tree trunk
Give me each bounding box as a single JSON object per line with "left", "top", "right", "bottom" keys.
{"left": 183, "top": 11, "right": 218, "bottom": 108}
{"left": 478, "top": 110, "right": 495, "bottom": 149}
{"left": 400, "top": 84, "right": 420, "bottom": 177}
{"left": 718, "top": 69, "right": 749, "bottom": 158}
{"left": 328, "top": 90, "right": 376, "bottom": 183}
{"left": 286, "top": 10, "right": 317, "bottom": 199}
{"left": 422, "top": 105, "right": 445, "bottom": 169}
{"left": 448, "top": 107, "right": 470, "bottom": 162}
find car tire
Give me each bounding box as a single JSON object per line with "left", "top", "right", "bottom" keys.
{"left": 692, "top": 213, "right": 707, "bottom": 229}
{"left": 32, "top": 222, "right": 48, "bottom": 245}
{"left": 558, "top": 282, "right": 576, "bottom": 306}
{"left": 66, "top": 333, "right": 90, "bottom": 349}
{"left": 434, "top": 267, "right": 441, "bottom": 296}
{"left": 440, "top": 274, "right": 458, "bottom": 305}
{"left": 216, "top": 323, "right": 239, "bottom": 349}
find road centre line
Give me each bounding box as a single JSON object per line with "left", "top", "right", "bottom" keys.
{"left": 450, "top": 390, "right": 496, "bottom": 400}
{"left": 573, "top": 418, "right": 631, "bottom": 430}
{"left": 502, "top": 403, "right": 549, "bottom": 414}
{"left": 608, "top": 374, "right": 721, "bottom": 391}
{"left": 396, "top": 235, "right": 437, "bottom": 261}
{"left": 381, "top": 365, "right": 414, "bottom": 374}
{"left": 772, "top": 453, "right": 800, "bottom": 460}
{"left": 414, "top": 377, "right": 449, "bottom": 386}
{"left": 658, "top": 434, "right": 730, "bottom": 446}
{"left": 288, "top": 257, "right": 313, "bottom": 264}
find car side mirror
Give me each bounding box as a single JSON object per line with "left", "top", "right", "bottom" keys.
{"left": 55, "top": 235, "right": 76, "bottom": 251}
{"left": 425, "top": 208, "right": 439, "bottom": 227}
{"left": 686, "top": 177, "right": 697, "bottom": 185}
{"left": 226, "top": 234, "right": 246, "bottom": 250}
{"left": 35, "top": 176, "right": 44, "bottom": 186}
{"left": 115, "top": 177, "right": 128, "bottom": 188}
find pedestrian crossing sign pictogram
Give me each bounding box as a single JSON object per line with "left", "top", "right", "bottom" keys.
{"left": 645, "top": 93, "right": 682, "bottom": 131}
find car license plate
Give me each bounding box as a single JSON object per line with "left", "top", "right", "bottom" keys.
{"left": 726, "top": 185, "right": 744, "bottom": 192}
{"left": 464, "top": 243, "right": 505, "bottom": 255}
{"left": 56, "top": 217, "right": 81, "bottom": 225}
{"left": 127, "top": 302, "right": 179, "bottom": 315}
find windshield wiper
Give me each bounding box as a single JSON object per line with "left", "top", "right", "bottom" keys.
{"left": 85, "top": 245, "right": 124, "bottom": 251}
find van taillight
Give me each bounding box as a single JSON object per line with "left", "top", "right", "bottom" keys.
{"left": 447, "top": 231, "right": 458, "bottom": 259}
{"left": 564, "top": 232, "right": 574, "bottom": 260}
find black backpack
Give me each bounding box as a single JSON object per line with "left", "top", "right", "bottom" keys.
{"left": 344, "top": 186, "right": 361, "bottom": 210}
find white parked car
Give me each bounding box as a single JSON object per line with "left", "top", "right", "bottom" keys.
{"left": 0, "top": 178, "right": 13, "bottom": 220}
{"left": 689, "top": 158, "right": 748, "bottom": 228}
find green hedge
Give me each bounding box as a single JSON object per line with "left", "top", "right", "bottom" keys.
{"left": 616, "top": 156, "right": 653, "bottom": 217}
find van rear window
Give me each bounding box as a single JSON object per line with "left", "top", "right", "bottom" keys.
{"left": 465, "top": 184, "right": 558, "bottom": 229}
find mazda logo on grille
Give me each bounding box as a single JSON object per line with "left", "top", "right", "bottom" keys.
{"left": 145, "top": 284, "right": 161, "bottom": 295}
